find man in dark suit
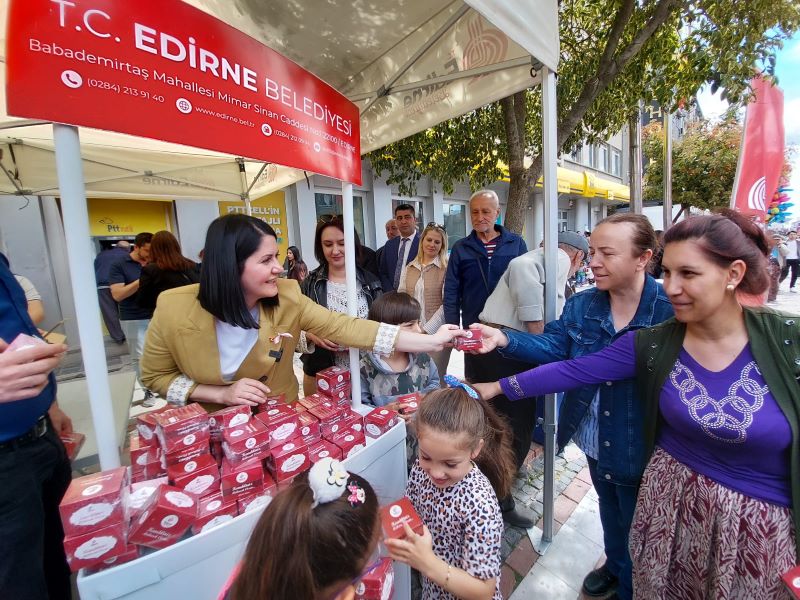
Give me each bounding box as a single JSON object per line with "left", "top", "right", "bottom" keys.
{"left": 378, "top": 204, "right": 419, "bottom": 291}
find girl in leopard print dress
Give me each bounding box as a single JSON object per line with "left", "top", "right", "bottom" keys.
{"left": 385, "top": 383, "right": 516, "bottom": 600}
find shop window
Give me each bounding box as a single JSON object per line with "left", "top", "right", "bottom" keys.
{"left": 599, "top": 144, "right": 609, "bottom": 173}
{"left": 391, "top": 199, "right": 425, "bottom": 234}
{"left": 558, "top": 210, "right": 569, "bottom": 232}
{"left": 314, "top": 193, "right": 365, "bottom": 243}
{"left": 443, "top": 202, "right": 467, "bottom": 249}
{"left": 611, "top": 149, "right": 622, "bottom": 177}
{"left": 569, "top": 145, "right": 582, "bottom": 164}
{"left": 587, "top": 144, "right": 597, "bottom": 169}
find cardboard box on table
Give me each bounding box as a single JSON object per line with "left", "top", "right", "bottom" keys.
{"left": 76, "top": 413, "right": 410, "bottom": 600}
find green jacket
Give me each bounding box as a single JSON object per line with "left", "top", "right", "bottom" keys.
{"left": 634, "top": 307, "right": 800, "bottom": 557}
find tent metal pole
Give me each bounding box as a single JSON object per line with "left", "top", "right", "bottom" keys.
{"left": 533, "top": 65, "right": 559, "bottom": 554}
{"left": 237, "top": 157, "right": 253, "bottom": 215}
{"left": 52, "top": 124, "right": 120, "bottom": 470}
{"left": 341, "top": 181, "right": 361, "bottom": 407}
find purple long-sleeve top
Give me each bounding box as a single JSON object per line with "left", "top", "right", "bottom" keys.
{"left": 500, "top": 331, "right": 792, "bottom": 507}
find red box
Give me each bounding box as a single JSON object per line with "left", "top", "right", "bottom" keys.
{"left": 340, "top": 410, "right": 364, "bottom": 433}
{"left": 208, "top": 405, "right": 252, "bottom": 441}
{"left": 153, "top": 404, "right": 211, "bottom": 454}
{"left": 237, "top": 476, "right": 277, "bottom": 514}
{"left": 222, "top": 419, "right": 271, "bottom": 464}
{"left": 129, "top": 432, "right": 155, "bottom": 468}
{"left": 60, "top": 431, "right": 86, "bottom": 461}
{"left": 331, "top": 427, "right": 366, "bottom": 459}
{"left": 782, "top": 565, "right": 800, "bottom": 599}
{"left": 318, "top": 385, "right": 351, "bottom": 405}
{"left": 297, "top": 411, "right": 322, "bottom": 445}
{"left": 308, "top": 439, "right": 343, "bottom": 463}
{"left": 355, "top": 558, "right": 395, "bottom": 600}
{"left": 192, "top": 492, "right": 239, "bottom": 534}
{"left": 135, "top": 406, "right": 170, "bottom": 444}
{"left": 7, "top": 332, "right": 46, "bottom": 352}
{"left": 380, "top": 497, "right": 424, "bottom": 539}
{"left": 308, "top": 399, "right": 344, "bottom": 423}
{"left": 168, "top": 453, "right": 220, "bottom": 497}
{"left": 298, "top": 394, "right": 325, "bottom": 410}
{"left": 396, "top": 392, "right": 422, "bottom": 415}
{"left": 267, "top": 438, "right": 310, "bottom": 482}
{"left": 162, "top": 438, "right": 209, "bottom": 468}
{"left": 63, "top": 523, "right": 127, "bottom": 572}
{"left": 88, "top": 544, "right": 140, "bottom": 573}
{"left": 59, "top": 467, "right": 129, "bottom": 537}
{"left": 128, "top": 486, "right": 197, "bottom": 549}
{"left": 128, "top": 476, "right": 168, "bottom": 519}
{"left": 453, "top": 325, "right": 483, "bottom": 351}
{"left": 254, "top": 404, "right": 300, "bottom": 448}
{"left": 253, "top": 393, "right": 288, "bottom": 414}
{"left": 220, "top": 458, "right": 264, "bottom": 498}
{"left": 316, "top": 366, "right": 351, "bottom": 394}
{"left": 365, "top": 407, "right": 400, "bottom": 439}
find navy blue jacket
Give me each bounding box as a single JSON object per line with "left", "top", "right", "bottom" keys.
{"left": 378, "top": 233, "right": 419, "bottom": 291}
{"left": 499, "top": 275, "right": 674, "bottom": 485}
{"left": 443, "top": 225, "right": 527, "bottom": 327}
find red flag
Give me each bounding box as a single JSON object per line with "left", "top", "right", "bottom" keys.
{"left": 730, "top": 76, "right": 785, "bottom": 218}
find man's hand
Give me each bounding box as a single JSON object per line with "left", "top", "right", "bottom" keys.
{"left": 471, "top": 381, "right": 502, "bottom": 401}
{"left": 220, "top": 378, "right": 271, "bottom": 406}
{"left": 467, "top": 324, "right": 509, "bottom": 354}
{"left": 0, "top": 339, "right": 66, "bottom": 403}
{"left": 48, "top": 402, "right": 73, "bottom": 435}
{"left": 384, "top": 525, "right": 438, "bottom": 573}
{"left": 431, "top": 324, "right": 464, "bottom": 350}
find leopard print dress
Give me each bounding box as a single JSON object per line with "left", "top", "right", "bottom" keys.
{"left": 406, "top": 461, "right": 503, "bottom": 600}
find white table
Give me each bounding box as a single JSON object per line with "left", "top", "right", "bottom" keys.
{"left": 77, "top": 417, "right": 410, "bottom": 600}
{"left": 56, "top": 371, "right": 136, "bottom": 469}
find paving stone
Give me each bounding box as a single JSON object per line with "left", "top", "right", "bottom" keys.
{"left": 500, "top": 564, "right": 517, "bottom": 599}
{"left": 553, "top": 494, "right": 579, "bottom": 524}
{"left": 506, "top": 535, "right": 540, "bottom": 577}
{"left": 575, "top": 466, "right": 593, "bottom": 485}
{"left": 501, "top": 538, "right": 513, "bottom": 561}
{"left": 562, "top": 477, "right": 593, "bottom": 504}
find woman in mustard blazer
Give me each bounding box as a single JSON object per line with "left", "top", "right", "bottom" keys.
{"left": 140, "top": 214, "right": 457, "bottom": 407}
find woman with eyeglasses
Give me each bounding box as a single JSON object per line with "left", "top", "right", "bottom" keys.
{"left": 300, "top": 215, "right": 384, "bottom": 395}
{"left": 400, "top": 222, "right": 450, "bottom": 382}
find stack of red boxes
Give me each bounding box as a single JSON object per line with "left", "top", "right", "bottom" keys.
{"left": 354, "top": 558, "right": 395, "bottom": 600}
{"left": 128, "top": 485, "right": 198, "bottom": 549}
{"left": 59, "top": 467, "right": 131, "bottom": 571}
{"left": 315, "top": 366, "right": 351, "bottom": 404}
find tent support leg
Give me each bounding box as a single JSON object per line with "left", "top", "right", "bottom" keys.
{"left": 534, "top": 66, "right": 559, "bottom": 554}
{"left": 341, "top": 181, "right": 361, "bottom": 408}
{"left": 53, "top": 124, "right": 120, "bottom": 470}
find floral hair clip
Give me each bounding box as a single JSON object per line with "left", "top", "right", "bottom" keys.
{"left": 347, "top": 482, "right": 366, "bottom": 507}
{"left": 443, "top": 374, "right": 480, "bottom": 400}
{"left": 309, "top": 457, "right": 349, "bottom": 508}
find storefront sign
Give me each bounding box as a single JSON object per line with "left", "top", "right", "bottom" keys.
{"left": 6, "top": 0, "right": 362, "bottom": 184}
{"left": 218, "top": 192, "right": 288, "bottom": 258}
{"left": 88, "top": 198, "right": 172, "bottom": 236}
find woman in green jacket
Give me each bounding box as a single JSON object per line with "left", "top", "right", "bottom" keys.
{"left": 474, "top": 210, "right": 800, "bottom": 599}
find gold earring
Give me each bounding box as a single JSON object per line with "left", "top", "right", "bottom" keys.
{"left": 726, "top": 283, "right": 735, "bottom": 292}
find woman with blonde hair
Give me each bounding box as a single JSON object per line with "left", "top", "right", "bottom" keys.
{"left": 400, "top": 222, "right": 450, "bottom": 381}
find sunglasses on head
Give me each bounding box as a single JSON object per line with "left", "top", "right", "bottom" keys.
{"left": 426, "top": 222, "right": 445, "bottom": 231}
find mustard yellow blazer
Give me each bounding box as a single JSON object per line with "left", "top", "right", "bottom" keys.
{"left": 140, "top": 280, "right": 381, "bottom": 404}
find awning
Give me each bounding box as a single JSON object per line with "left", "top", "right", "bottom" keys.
{"left": 0, "top": 0, "right": 559, "bottom": 200}
{"left": 499, "top": 162, "right": 630, "bottom": 203}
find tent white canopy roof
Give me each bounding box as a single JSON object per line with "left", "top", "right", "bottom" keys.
{"left": 0, "top": 0, "right": 558, "bottom": 199}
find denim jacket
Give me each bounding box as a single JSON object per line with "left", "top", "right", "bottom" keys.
{"left": 499, "top": 275, "right": 674, "bottom": 485}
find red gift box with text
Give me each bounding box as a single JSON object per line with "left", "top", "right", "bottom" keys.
{"left": 782, "top": 565, "right": 800, "bottom": 599}
{"left": 354, "top": 558, "right": 395, "bottom": 600}
{"left": 308, "top": 439, "right": 343, "bottom": 463}
{"left": 60, "top": 431, "right": 86, "bottom": 461}
{"left": 192, "top": 491, "right": 239, "bottom": 535}
{"left": 128, "top": 476, "right": 168, "bottom": 519}
{"left": 365, "top": 407, "right": 400, "bottom": 439}
{"left": 220, "top": 458, "right": 264, "bottom": 498}
{"left": 167, "top": 453, "right": 220, "bottom": 497}
{"left": 59, "top": 467, "right": 129, "bottom": 538}
{"left": 380, "top": 497, "right": 424, "bottom": 539}
{"left": 453, "top": 326, "right": 483, "bottom": 351}
{"left": 396, "top": 392, "right": 422, "bottom": 415}
{"left": 63, "top": 523, "right": 127, "bottom": 572}
{"left": 222, "top": 419, "right": 271, "bottom": 464}
{"left": 330, "top": 426, "right": 366, "bottom": 459}
{"left": 254, "top": 404, "right": 300, "bottom": 449}
{"left": 87, "top": 543, "right": 140, "bottom": 573}
{"left": 128, "top": 486, "right": 197, "bottom": 549}
{"left": 316, "top": 365, "right": 351, "bottom": 394}
{"left": 135, "top": 406, "right": 170, "bottom": 444}
{"left": 162, "top": 438, "right": 209, "bottom": 468}
{"left": 153, "top": 404, "right": 210, "bottom": 454}
{"left": 297, "top": 410, "right": 322, "bottom": 445}
{"left": 267, "top": 438, "right": 310, "bottom": 482}
{"left": 208, "top": 405, "right": 252, "bottom": 441}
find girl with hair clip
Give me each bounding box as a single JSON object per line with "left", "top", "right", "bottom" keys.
{"left": 386, "top": 376, "right": 515, "bottom": 600}
{"left": 220, "top": 457, "right": 381, "bottom": 600}
{"left": 473, "top": 210, "right": 800, "bottom": 599}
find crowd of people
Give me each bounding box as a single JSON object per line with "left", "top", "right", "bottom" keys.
{"left": 0, "top": 191, "right": 798, "bottom": 600}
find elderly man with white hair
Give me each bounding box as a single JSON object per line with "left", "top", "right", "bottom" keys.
{"left": 443, "top": 189, "right": 531, "bottom": 527}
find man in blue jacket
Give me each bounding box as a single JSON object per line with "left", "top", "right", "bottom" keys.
{"left": 0, "top": 253, "right": 72, "bottom": 600}
{"left": 444, "top": 189, "right": 531, "bottom": 527}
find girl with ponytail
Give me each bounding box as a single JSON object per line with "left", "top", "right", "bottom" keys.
{"left": 222, "top": 458, "right": 381, "bottom": 600}
{"left": 385, "top": 376, "right": 514, "bottom": 600}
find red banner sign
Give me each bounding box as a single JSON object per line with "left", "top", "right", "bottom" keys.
{"left": 6, "top": 0, "right": 362, "bottom": 184}
{"left": 731, "top": 76, "right": 784, "bottom": 218}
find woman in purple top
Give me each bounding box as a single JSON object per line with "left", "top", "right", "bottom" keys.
{"left": 474, "top": 211, "right": 800, "bottom": 600}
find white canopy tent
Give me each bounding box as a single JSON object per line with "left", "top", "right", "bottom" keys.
{"left": 2, "top": 0, "right": 562, "bottom": 551}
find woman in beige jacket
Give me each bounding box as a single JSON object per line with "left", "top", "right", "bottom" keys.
{"left": 400, "top": 222, "right": 450, "bottom": 382}
{"left": 141, "top": 214, "right": 461, "bottom": 408}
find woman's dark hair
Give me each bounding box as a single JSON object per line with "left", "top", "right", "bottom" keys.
{"left": 313, "top": 216, "right": 364, "bottom": 266}
{"left": 597, "top": 213, "right": 657, "bottom": 257}
{"left": 367, "top": 291, "right": 421, "bottom": 325}
{"left": 229, "top": 472, "right": 379, "bottom": 600}
{"left": 663, "top": 209, "right": 770, "bottom": 295}
{"left": 415, "top": 387, "right": 516, "bottom": 499}
{"left": 287, "top": 245, "right": 303, "bottom": 264}
{"left": 198, "top": 214, "right": 278, "bottom": 328}
{"left": 149, "top": 230, "right": 195, "bottom": 272}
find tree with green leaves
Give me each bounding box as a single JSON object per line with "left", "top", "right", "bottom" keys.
{"left": 368, "top": 1, "right": 800, "bottom": 233}
{"left": 643, "top": 118, "right": 794, "bottom": 220}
